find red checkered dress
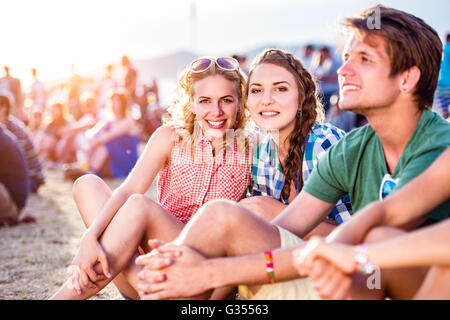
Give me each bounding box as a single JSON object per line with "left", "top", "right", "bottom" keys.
{"left": 157, "top": 130, "right": 252, "bottom": 224}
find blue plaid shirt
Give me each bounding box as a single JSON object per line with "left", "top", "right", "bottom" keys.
{"left": 250, "top": 123, "right": 353, "bottom": 224}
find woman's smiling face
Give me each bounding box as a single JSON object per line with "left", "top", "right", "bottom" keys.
{"left": 190, "top": 74, "right": 240, "bottom": 140}
{"left": 247, "top": 63, "right": 299, "bottom": 138}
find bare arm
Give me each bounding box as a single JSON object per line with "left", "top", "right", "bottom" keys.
{"left": 326, "top": 147, "right": 450, "bottom": 245}
{"left": 91, "top": 118, "right": 137, "bottom": 147}
{"left": 85, "top": 125, "right": 175, "bottom": 239}
{"left": 294, "top": 218, "right": 450, "bottom": 280}
{"left": 272, "top": 190, "right": 336, "bottom": 239}
{"left": 369, "top": 218, "right": 450, "bottom": 268}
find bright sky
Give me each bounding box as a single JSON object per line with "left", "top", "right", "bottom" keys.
{"left": 1, "top": 0, "right": 449, "bottom": 88}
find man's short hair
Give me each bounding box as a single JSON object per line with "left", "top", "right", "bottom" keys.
{"left": 343, "top": 5, "right": 443, "bottom": 109}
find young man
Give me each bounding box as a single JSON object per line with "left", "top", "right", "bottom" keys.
{"left": 138, "top": 5, "right": 449, "bottom": 300}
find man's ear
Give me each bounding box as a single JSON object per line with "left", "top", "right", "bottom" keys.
{"left": 400, "top": 66, "right": 421, "bottom": 93}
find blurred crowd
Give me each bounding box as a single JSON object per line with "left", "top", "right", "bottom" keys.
{"left": 0, "top": 55, "right": 166, "bottom": 226}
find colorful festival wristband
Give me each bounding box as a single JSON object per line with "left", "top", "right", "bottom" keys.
{"left": 355, "top": 243, "right": 375, "bottom": 275}
{"left": 264, "top": 250, "right": 276, "bottom": 284}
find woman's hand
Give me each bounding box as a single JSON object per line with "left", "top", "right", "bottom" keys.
{"left": 68, "top": 232, "right": 111, "bottom": 294}
{"left": 65, "top": 265, "right": 104, "bottom": 295}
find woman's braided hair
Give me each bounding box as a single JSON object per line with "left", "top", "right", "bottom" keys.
{"left": 246, "top": 48, "right": 325, "bottom": 202}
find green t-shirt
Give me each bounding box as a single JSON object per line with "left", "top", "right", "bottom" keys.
{"left": 304, "top": 109, "right": 450, "bottom": 222}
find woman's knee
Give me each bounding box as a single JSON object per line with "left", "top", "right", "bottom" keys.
{"left": 72, "top": 174, "right": 104, "bottom": 197}
{"left": 414, "top": 266, "right": 450, "bottom": 299}
{"left": 122, "top": 193, "right": 157, "bottom": 221}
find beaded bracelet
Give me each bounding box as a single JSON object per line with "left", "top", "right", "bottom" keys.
{"left": 355, "top": 243, "right": 375, "bottom": 275}
{"left": 264, "top": 251, "right": 276, "bottom": 284}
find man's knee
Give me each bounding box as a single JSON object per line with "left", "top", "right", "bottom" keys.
{"left": 193, "top": 199, "right": 244, "bottom": 230}
{"left": 364, "top": 226, "right": 405, "bottom": 243}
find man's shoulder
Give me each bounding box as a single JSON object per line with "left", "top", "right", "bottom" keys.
{"left": 325, "top": 124, "right": 375, "bottom": 155}
{"left": 416, "top": 110, "right": 450, "bottom": 145}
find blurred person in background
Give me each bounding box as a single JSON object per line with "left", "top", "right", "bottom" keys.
{"left": 232, "top": 54, "right": 249, "bottom": 74}
{"left": 298, "top": 44, "right": 315, "bottom": 71}
{"left": 0, "top": 126, "right": 35, "bottom": 227}
{"left": 29, "top": 67, "right": 47, "bottom": 109}
{"left": 0, "top": 94, "right": 45, "bottom": 193}
{"left": 434, "top": 33, "right": 450, "bottom": 119}
{"left": 138, "top": 78, "right": 162, "bottom": 141}
{"left": 37, "top": 102, "right": 73, "bottom": 164}
{"left": 58, "top": 92, "right": 101, "bottom": 166}
{"left": 121, "top": 55, "right": 137, "bottom": 104}
{"left": 326, "top": 92, "right": 367, "bottom": 132}
{"left": 0, "top": 66, "right": 25, "bottom": 122}
{"left": 67, "top": 64, "right": 84, "bottom": 121}
{"left": 96, "top": 64, "right": 118, "bottom": 110}
{"left": 310, "top": 46, "right": 340, "bottom": 114}
{"left": 73, "top": 89, "right": 140, "bottom": 179}
{"left": 28, "top": 105, "right": 46, "bottom": 149}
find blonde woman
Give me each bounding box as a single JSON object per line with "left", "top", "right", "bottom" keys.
{"left": 50, "top": 57, "right": 252, "bottom": 299}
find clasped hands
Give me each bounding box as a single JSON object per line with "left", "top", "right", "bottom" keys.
{"left": 136, "top": 237, "right": 358, "bottom": 300}
{"left": 65, "top": 234, "right": 359, "bottom": 300}
{"left": 135, "top": 239, "right": 211, "bottom": 300}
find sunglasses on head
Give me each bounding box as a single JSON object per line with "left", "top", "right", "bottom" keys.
{"left": 379, "top": 173, "right": 399, "bottom": 200}
{"left": 189, "top": 57, "right": 240, "bottom": 73}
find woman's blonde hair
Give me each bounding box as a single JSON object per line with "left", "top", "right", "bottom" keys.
{"left": 164, "top": 59, "right": 248, "bottom": 145}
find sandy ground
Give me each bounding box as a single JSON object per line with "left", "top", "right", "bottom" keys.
{"left": 0, "top": 167, "right": 157, "bottom": 300}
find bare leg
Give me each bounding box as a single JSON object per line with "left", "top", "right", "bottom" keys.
{"left": 413, "top": 266, "right": 450, "bottom": 299}
{"left": 71, "top": 174, "right": 139, "bottom": 298}
{"left": 177, "top": 199, "right": 280, "bottom": 257}
{"left": 175, "top": 199, "right": 282, "bottom": 295}
{"left": 50, "top": 179, "right": 184, "bottom": 300}
{"left": 238, "top": 197, "right": 336, "bottom": 239}
{"left": 348, "top": 226, "right": 429, "bottom": 300}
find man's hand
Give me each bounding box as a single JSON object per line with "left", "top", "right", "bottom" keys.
{"left": 292, "top": 237, "right": 355, "bottom": 299}
{"left": 135, "top": 239, "right": 213, "bottom": 300}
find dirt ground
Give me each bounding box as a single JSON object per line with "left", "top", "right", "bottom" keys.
{"left": 0, "top": 168, "right": 157, "bottom": 300}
